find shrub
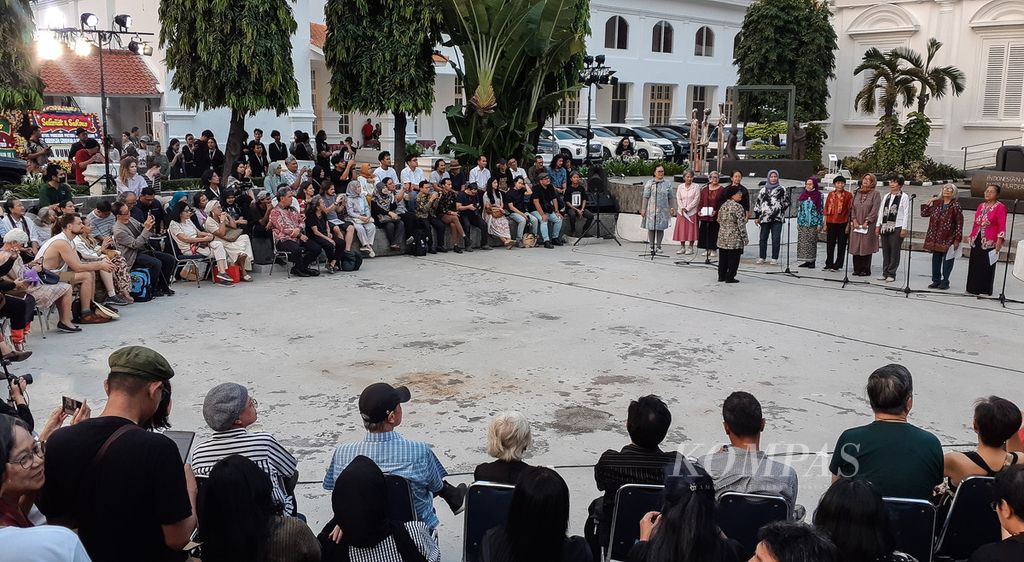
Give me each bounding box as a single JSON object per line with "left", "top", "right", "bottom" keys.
{"left": 602, "top": 158, "right": 686, "bottom": 178}
{"left": 160, "top": 178, "right": 202, "bottom": 192}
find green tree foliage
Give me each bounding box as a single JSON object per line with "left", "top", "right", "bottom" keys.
{"left": 439, "top": 0, "right": 589, "bottom": 164}
{"left": 323, "top": 0, "right": 441, "bottom": 167}
{"left": 159, "top": 0, "right": 299, "bottom": 176}
{"left": 734, "top": 0, "right": 837, "bottom": 122}
{"left": 853, "top": 48, "right": 916, "bottom": 128}
{"left": 891, "top": 38, "right": 966, "bottom": 115}
{"left": 0, "top": 0, "right": 44, "bottom": 111}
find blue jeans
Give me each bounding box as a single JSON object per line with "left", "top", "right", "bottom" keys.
{"left": 931, "top": 251, "right": 954, "bottom": 284}
{"left": 509, "top": 212, "right": 538, "bottom": 239}
{"left": 530, "top": 211, "right": 562, "bottom": 241}
{"left": 759, "top": 221, "right": 783, "bottom": 260}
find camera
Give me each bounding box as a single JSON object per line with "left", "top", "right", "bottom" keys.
{"left": 7, "top": 373, "right": 32, "bottom": 386}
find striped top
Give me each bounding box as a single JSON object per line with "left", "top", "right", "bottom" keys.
{"left": 344, "top": 521, "right": 441, "bottom": 562}
{"left": 190, "top": 428, "right": 298, "bottom": 515}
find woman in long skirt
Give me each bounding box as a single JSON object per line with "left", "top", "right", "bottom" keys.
{"left": 673, "top": 171, "right": 701, "bottom": 255}
{"left": 796, "top": 177, "right": 823, "bottom": 268}
{"left": 483, "top": 178, "right": 515, "bottom": 249}
{"left": 697, "top": 171, "right": 725, "bottom": 258}
{"left": 966, "top": 184, "right": 1007, "bottom": 295}
{"left": 641, "top": 165, "right": 675, "bottom": 254}
{"left": 849, "top": 174, "right": 882, "bottom": 276}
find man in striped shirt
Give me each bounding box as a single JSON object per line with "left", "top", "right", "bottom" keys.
{"left": 190, "top": 383, "right": 299, "bottom": 515}
{"left": 322, "top": 382, "right": 466, "bottom": 531}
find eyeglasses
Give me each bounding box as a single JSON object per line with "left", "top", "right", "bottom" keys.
{"left": 8, "top": 440, "right": 45, "bottom": 469}
{"left": 250, "top": 397, "right": 259, "bottom": 409}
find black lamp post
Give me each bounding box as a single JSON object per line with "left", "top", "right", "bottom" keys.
{"left": 38, "top": 13, "right": 154, "bottom": 190}
{"left": 579, "top": 54, "right": 617, "bottom": 166}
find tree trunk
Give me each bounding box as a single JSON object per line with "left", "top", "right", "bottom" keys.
{"left": 223, "top": 108, "right": 246, "bottom": 179}
{"left": 393, "top": 111, "right": 407, "bottom": 170}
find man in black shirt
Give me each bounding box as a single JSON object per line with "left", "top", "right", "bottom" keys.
{"left": 39, "top": 346, "right": 197, "bottom": 562}
{"left": 586, "top": 395, "right": 677, "bottom": 560}
{"left": 67, "top": 128, "right": 90, "bottom": 163}
{"left": 268, "top": 130, "right": 288, "bottom": 162}
{"left": 530, "top": 173, "right": 563, "bottom": 248}
{"left": 564, "top": 171, "right": 594, "bottom": 237}
{"left": 456, "top": 182, "right": 491, "bottom": 251}
{"left": 969, "top": 466, "right": 1024, "bottom": 562}
{"left": 246, "top": 128, "right": 267, "bottom": 158}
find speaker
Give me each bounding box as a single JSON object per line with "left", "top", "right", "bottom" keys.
{"left": 587, "top": 192, "right": 618, "bottom": 213}
{"left": 587, "top": 162, "right": 607, "bottom": 193}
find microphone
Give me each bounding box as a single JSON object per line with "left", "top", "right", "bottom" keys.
{"left": 910, "top": 193, "right": 917, "bottom": 199}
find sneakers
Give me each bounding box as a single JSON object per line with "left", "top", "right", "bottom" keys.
{"left": 756, "top": 258, "right": 765, "bottom": 265}
{"left": 368, "top": 247, "right": 376, "bottom": 258}
{"left": 478, "top": 244, "right": 493, "bottom": 251}
{"left": 770, "top": 259, "right": 777, "bottom": 265}
{"left": 877, "top": 276, "right": 888, "bottom": 281}
{"left": 104, "top": 295, "right": 130, "bottom": 306}
{"left": 543, "top": 241, "right": 554, "bottom": 249}
{"left": 360, "top": 245, "right": 372, "bottom": 255}
{"left": 938, "top": 281, "right": 950, "bottom": 290}
{"left": 885, "top": 276, "right": 896, "bottom": 283}
{"left": 928, "top": 282, "right": 941, "bottom": 289}
{"left": 676, "top": 247, "right": 686, "bottom": 255}
{"left": 215, "top": 273, "right": 234, "bottom": 286}
{"left": 453, "top": 246, "right": 464, "bottom": 254}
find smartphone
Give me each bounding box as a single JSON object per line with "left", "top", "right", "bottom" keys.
{"left": 62, "top": 396, "right": 82, "bottom": 415}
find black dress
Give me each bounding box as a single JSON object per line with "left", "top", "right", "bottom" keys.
{"left": 966, "top": 232, "right": 997, "bottom": 295}
{"left": 474, "top": 460, "right": 532, "bottom": 485}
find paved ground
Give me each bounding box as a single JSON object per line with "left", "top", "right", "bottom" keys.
{"left": 23, "top": 233, "right": 1024, "bottom": 560}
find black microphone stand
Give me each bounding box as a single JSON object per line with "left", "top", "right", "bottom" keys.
{"left": 766, "top": 186, "right": 798, "bottom": 278}
{"left": 978, "top": 199, "right": 1022, "bottom": 307}
{"left": 886, "top": 193, "right": 926, "bottom": 297}
{"left": 638, "top": 177, "right": 669, "bottom": 260}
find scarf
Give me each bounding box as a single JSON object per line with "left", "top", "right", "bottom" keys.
{"left": 321, "top": 456, "right": 427, "bottom": 562}
{"left": 373, "top": 181, "right": 395, "bottom": 210}
{"left": 359, "top": 163, "right": 374, "bottom": 181}
{"left": 881, "top": 190, "right": 903, "bottom": 233}
{"left": 765, "top": 169, "right": 782, "bottom": 191}
{"left": 798, "top": 177, "right": 822, "bottom": 212}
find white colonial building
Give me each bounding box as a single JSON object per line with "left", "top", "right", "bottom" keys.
{"left": 826, "top": 0, "right": 1024, "bottom": 168}
{"left": 32, "top": 0, "right": 748, "bottom": 151}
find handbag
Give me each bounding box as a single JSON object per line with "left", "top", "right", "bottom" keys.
{"left": 220, "top": 228, "right": 243, "bottom": 243}
{"left": 521, "top": 233, "right": 538, "bottom": 248}
{"left": 39, "top": 268, "right": 60, "bottom": 285}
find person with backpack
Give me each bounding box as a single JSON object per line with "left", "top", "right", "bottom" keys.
{"left": 111, "top": 201, "right": 177, "bottom": 298}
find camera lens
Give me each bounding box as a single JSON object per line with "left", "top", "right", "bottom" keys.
{"left": 20, "top": 374, "right": 32, "bottom": 385}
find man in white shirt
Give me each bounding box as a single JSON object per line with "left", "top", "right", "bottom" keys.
{"left": 279, "top": 157, "right": 308, "bottom": 191}
{"left": 508, "top": 157, "right": 527, "bottom": 185}
{"left": 400, "top": 155, "right": 426, "bottom": 192}
{"left": 0, "top": 199, "right": 39, "bottom": 255}
{"left": 373, "top": 151, "right": 399, "bottom": 186}
{"left": 876, "top": 174, "right": 911, "bottom": 283}
{"left": 468, "top": 155, "right": 490, "bottom": 189}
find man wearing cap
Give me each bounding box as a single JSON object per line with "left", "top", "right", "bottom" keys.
{"left": 38, "top": 346, "right": 197, "bottom": 562}
{"left": 822, "top": 175, "right": 853, "bottom": 272}
{"left": 68, "top": 127, "right": 90, "bottom": 161}
{"left": 190, "top": 383, "right": 299, "bottom": 515}
{"left": 531, "top": 173, "right": 564, "bottom": 249}
{"left": 323, "top": 382, "right": 466, "bottom": 530}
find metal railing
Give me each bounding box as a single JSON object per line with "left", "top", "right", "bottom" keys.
{"left": 961, "top": 136, "right": 1020, "bottom": 171}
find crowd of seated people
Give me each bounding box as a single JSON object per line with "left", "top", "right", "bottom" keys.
{"left": 0, "top": 348, "right": 1019, "bottom": 562}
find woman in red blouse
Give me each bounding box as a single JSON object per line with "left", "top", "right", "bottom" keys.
{"left": 920, "top": 183, "right": 964, "bottom": 290}
{"left": 966, "top": 184, "right": 1007, "bottom": 295}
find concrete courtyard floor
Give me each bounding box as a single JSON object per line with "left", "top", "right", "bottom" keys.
{"left": 24, "top": 232, "right": 1024, "bottom": 560}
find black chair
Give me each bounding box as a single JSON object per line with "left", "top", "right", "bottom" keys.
{"left": 935, "top": 476, "right": 1000, "bottom": 561}
{"left": 384, "top": 473, "right": 417, "bottom": 523}
{"left": 884, "top": 497, "right": 936, "bottom": 562}
{"left": 462, "top": 481, "right": 515, "bottom": 562}
{"left": 607, "top": 484, "right": 663, "bottom": 562}
{"left": 717, "top": 492, "right": 789, "bottom": 558}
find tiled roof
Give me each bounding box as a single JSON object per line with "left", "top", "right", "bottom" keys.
{"left": 309, "top": 22, "right": 448, "bottom": 63}
{"left": 40, "top": 49, "right": 161, "bottom": 97}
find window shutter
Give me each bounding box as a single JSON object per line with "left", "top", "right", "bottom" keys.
{"left": 1004, "top": 43, "right": 1024, "bottom": 119}
{"left": 982, "top": 44, "right": 1007, "bottom": 119}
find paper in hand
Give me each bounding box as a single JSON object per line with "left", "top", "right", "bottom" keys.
{"left": 853, "top": 226, "right": 869, "bottom": 235}
{"left": 945, "top": 244, "right": 959, "bottom": 260}
{"left": 989, "top": 250, "right": 998, "bottom": 266}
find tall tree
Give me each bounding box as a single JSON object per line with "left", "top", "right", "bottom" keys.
{"left": 893, "top": 38, "right": 966, "bottom": 115}
{"left": 0, "top": 0, "right": 44, "bottom": 111}
{"left": 734, "top": 0, "right": 837, "bottom": 122}
{"left": 323, "top": 0, "right": 441, "bottom": 167}
{"left": 853, "top": 47, "right": 917, "bottom": 133}
{"left": 159, "top": 0, "right": 299, "bottom": 177}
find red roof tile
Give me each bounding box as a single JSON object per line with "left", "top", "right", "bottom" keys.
{"left": 310, "top": 23, "right": 327, "bottom": 50}
{"left": 40, "top": 49, "right": 161, "bottom": 97}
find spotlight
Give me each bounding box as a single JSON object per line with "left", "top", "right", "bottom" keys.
{"left": 74, "top": 37, "right": 93, "bottom": 57}
{"left": 595, "top": 54, "right": 606, "bottom": 64}
{"left": 609, "top": 76, "right": 619, "bottom": 86}
{"left": 80, "top": 13, "right": 99, "bottom": 28}
{"left": 584, "top": 55, "right": 594, "bottom": 65}
{"left": 128, "top": 40, "right": 140, "bottom": 54}
{"left": 36, "top": 33, "right": 64, "bottom": 61}
{"left": 114, "top": 14, "right": 133, "bottom": 30}
{"left": 142, "top": 43, "right": 153, "bottom": 56}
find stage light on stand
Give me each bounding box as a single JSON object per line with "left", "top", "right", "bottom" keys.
{"left": 36, "top": 32, "right": 64, "bottom": 61}
{"left": 142, "top": 43, "right": 153, "bottom": 56}
{"left": 128, "top": 39, "right": 140, "bottom": 54}
{"left": 114, "top": 14, "right": 133, "bottom": 31}
{"left": 80, "top": 13, "right": 98, "bottom": 28}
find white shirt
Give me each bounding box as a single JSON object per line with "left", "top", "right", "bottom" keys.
{"left": 468, "top": 166, "right": 490, "bottom": 188}
{"left": 373, "top": 166, "right": 399, "bottom": 186}
{"left": 0, "top": 214, "right": 37, "bottom": 242}
{"left": 400, "top": 166, "right": 425, "bottom": 189}
{"left": 880, "top": 191, "right": 911, "bottom": 230}
{"left": 429, "top": 170, "right": 450, "bottom": 187}
{"left": 0, "top": 526, "right": 92, "bottom": 562}
{"left": 509, "top": 167, "right": 527, "bottom": 183}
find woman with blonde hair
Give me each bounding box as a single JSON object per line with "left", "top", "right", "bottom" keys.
{"left": 920, "top": 183, "right": 963, "bottom": 290}
{"left": 114, "top": 157, "right": 146, "bottom": 197}
{"left": 474, "top": 411, "right": 533, "bottom": 484}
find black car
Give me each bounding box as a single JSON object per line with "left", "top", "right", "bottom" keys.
{"left": 0, "top": 157, "right": 26, "bottom": 187}
{"left": 650, "top": 126, "right": 691, "bottom": 162}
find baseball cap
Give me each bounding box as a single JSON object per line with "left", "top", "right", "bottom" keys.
{"left": 359, "top": 382, "right": 411, "bottom": 424}
{"left": 833, "top": 175, "right": 847, "bottom": 184}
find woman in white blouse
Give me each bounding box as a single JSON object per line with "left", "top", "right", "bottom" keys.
{"left": 167, "top": 200, "right": 234, "bottom": 286}
{"left": 202, "top": 200, "right": 254, "bottom": 281}
{"left": 114, "top": 157, "right": 147, "bottom": 197}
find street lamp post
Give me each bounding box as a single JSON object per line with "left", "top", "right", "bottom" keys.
{"left": 38, "top": 13, "right": 154, "bottom": 190}
{"left": 579, "top": 54, "right": 616, "bottom": 167}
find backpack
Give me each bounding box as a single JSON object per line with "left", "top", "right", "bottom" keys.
{"left": 408, "top": 230, "right": 428, "bottom": 257}
{"left": 129, "top": 269, "right": 153, "bottom": 302}
{"left": 340, "top": 250, "right": 363, "bottom": 272}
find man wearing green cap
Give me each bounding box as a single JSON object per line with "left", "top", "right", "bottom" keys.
{"left": 38, "top": 345, "right": 198, "bottom": 562}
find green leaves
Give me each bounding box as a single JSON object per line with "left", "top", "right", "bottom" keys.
{"left": 0, "top": 0, "right": 44, "bottom": 111}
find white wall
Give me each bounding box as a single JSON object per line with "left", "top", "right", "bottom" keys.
{"left": 827, "top": 0, "right": 1024, "bottom": 167}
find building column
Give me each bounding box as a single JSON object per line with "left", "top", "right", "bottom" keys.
{"left": 670, "top": 84, "right": 688, "bottom": 125}
{"left": 287, "top": 0, "right": 317, "bottom": 134}
{"left": 625, "top": 82, "right": 645, "bottom": 125}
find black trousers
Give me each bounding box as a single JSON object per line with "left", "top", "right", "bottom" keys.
{"left": 309, "top": 235, "right": 343, "bottom": 263}
{"left": 135, "top": 251, "right": 176, "bottom": 292}
{"left": 718, "top": 248, "right": 742, "bottom": 281}
{"left": 1, "top": 294, "right": 32, "bottom": 331}
{"left": 376, "top": 218, "right": 406, "bottom": 246}
{"left": 422, "top": 217, "right": 444, "bottom": 249}
{"left": 460, "top": 213, "right": 488, "bottom": 246}
{"left": 567, "top": 209, "right": 595, "bottom": 236}
{"left": 277, "top": 239, "right": 319, "bottom": 270}
{"left": 824, "top": 222, "right": 848, "bottom": 268}
{"left": 852, "top": 254, "right": 872, "bottom": 276}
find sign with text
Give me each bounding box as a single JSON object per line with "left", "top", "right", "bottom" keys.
{"left": 0, "top": 119, "right": 15, "bottom": 158}
{"left": 971, "top": 171, "right": 1024, "bottom": 200}
{"left": 29, "top": 108, "right": 100, "bottom": 148}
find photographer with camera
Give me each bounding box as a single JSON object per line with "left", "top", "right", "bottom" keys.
{"left": 0, "top": 373, "right": 33, "bottom": 432}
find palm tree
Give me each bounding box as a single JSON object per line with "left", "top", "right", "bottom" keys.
{"left": 853, "top": 48, "right": 917, "bottom": 129}
{"left": 892, "top": 38, "right": 967, "bottom": 115}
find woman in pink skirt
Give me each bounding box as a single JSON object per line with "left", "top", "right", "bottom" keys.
{"left": 673, "top": 170, "right": 701, "bottom": 254}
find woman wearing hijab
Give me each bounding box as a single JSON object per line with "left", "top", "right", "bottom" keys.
{"left": 481, "top": 466, "right": 591, "bottom": 562}
{"left": 849, "top": 174, "right": 882, "bottom": 276}
{"left": 752, "top": 170, "right": 789, "bottom": 265}
{"left": 641, "top": 165, "right": 676, "bottom": 255}
{"left": 346, "top": 181, "right": 377, "bottom": 256}
{"left": 371, "top": 178, "right": 407, "bottom": 252}
{"left": 920, "top": 183, "right": 964, "bottom": 290}
{"left": 319, "top": 455, "right": 439, "bottom": 562}
{"left": 672, "top": 171, "right": 701, "bottom": 255}
{"left": 357, "top": 163, "right": 376, "bottom": 193}
{"left": 796, "top": 177, "right": 824, "bottom": 268}
{"left": 716, "top": 185, "right": 747, "bottom": 283}
{"left": 697, "top": 171, "right": 724, "bottom": 259}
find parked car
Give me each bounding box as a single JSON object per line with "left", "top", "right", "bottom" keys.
{"left": 540, "top": 127, "right": 602, "bottom": 164}
{"left": 649, "top": 126, "right": 691, "bottom": 162}
{"left": 599, "top": 124, "right": 675, "bottom": 160}
{"left": 535, "top": 135, "right": 558, "bottom": 161}
{"left": 0, "top": 157, "right": 26, "bottom": 187}
{"left": 562, "top": 125, "right": 623, "bottom": 159}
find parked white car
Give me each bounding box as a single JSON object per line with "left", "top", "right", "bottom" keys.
{"left": 562, "top": 125, "right": 622, "bottom": 159}
{"left": 598, "top": 124, "right": 673, "bottom": 160}
{"left": 540, "top": 127, "right": 603, "bottom": 163}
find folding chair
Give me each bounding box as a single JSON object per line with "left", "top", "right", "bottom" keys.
{"left": 269, "top": 235, "right": 291, "bottom": 278}
{"left": 34, "top": 303, "right": 57, "bottom": 333}
{"left": 607, "top": 484, "right": 663, "bottom": 562}
{"left": 167, "top": 237, "right": 214, "bottom": 288}
{"left": 383, "top": 473, "right": 417, "bottom": 523}
{"left": 884, "top": 497, "right": 936, "bottom": 562}
{"left": 934, "top": 476, "right": 1000, "bottom": 561}
{"left": 717, "top": 492, "right": 789, "bottom": 558}
{"left": 463, "top": 481, "right": 515, "bottom": 562}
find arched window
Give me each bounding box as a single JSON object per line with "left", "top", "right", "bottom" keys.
{"left": 652, "top": 21, "right": 673, "bottom": 53}
{"left": 695, "top": 26, "right": 714, "bottom": 57}
{"left": 605, "top": 16, "right": 628, "bottom": 50}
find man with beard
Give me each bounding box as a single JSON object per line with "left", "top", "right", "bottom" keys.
{"left": 38, "top": 346, "right": 197, "bottom": 562}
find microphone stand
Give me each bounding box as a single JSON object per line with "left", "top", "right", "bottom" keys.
{"left": 638, "top": 177, "right": 669, "bottom": 260}
{"left": 978, "top": 199, "right": 1022, "bottom": 307}
{"left": 886, "top": 193, "right": 926, "bottom": 297}
{"left": 766, "top": 186, "right": 798, "bottom": 278}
